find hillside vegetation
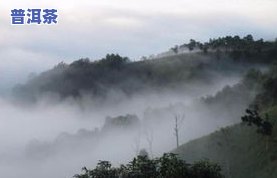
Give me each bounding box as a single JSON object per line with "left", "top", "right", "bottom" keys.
{"left": 10, "top": 35, "right": 277, "bottom": 178}
{"left": 13, "top": 35, "right": 277, "bottom": 103}
{"left": 175, "top": 65, "right": 277, "bottom": 178}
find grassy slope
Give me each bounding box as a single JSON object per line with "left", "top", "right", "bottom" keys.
{"left": 174, "top": 105, "right": 277, "bottom": 178}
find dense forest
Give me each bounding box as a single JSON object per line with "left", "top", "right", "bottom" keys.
{"left": 173, "top": 35, "right": 277, "bottom": 61}
{"left": 13, "top": 35, "right": 277, "bottom": 103}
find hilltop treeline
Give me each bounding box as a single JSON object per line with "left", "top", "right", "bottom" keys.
{"left": 11, "top": 53, "right": 224, "bottom": 102}
{"left": 13, "top": 35, "right": 277, "bottom": 102}
{"left": 174, "top": 34, "right": 277, "bottom": 62}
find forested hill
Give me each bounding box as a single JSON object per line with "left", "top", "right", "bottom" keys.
{"left": 174, "top": 64, "right": 277, "bottom": 178}
{"left": 12, "top": 35, "right": 277, "bottom": 102}
{"left": 167, "top": 34, "right": 277, "bottom": 63}
{"left": 71, "top": 63, "right": 277, "bottom": 178}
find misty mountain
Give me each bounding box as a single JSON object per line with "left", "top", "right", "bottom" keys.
{"left": 174, "top": 64, "right": 277, "bottom": 178}
{"left": 21, "top": 69, "right": 261, "bottom": 166}
{"left": 25, "top": 114, "right": 140, "bottom": 160}
{"left": 2, "top": 35, "right": 277, "bottom": 178}
{"left": 12, "top": 35, "right": 277, "bottom": 104}
{"left": 12, "top": 53, "right": 222, "bottom": 102}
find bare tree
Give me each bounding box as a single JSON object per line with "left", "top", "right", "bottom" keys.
{"left": 173, "top": 114, "right": 185, "bottom": 148}
{"left": 145, "top": 128, "right": 154, "bottom": 158}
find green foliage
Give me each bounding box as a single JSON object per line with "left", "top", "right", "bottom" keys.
{"left": 74, "top": 161, "right": 118, "bottom": 178}
{"left": 157, "top": 153, "right": 189, "bottom": 178}
{"left": 98, "top": 54, "right": 129, "bottom": 70}
{"left": 74, "top": 153, "right": 224, "bottom": 178}
{"left": 242, "top": 68, "right": 263, "bottom": 89}
{"left": 188, "top": 39, "right": 197, "bottom": 51}
{"left": 241, "top": 107, "right": 273, "bottom": 136}
{"left": 175, "top": 64, "right": 277, "bottom": 178}
{"left": 254, "top": 64, "right": 277, "bottom": 109}
{"left": 174, "top": 114, "right": 277, "bottom": 178}
{"left": 190, "top": 160, "right": 223, "bottom": 178}
{"left": 180, "top": 35, "right": 277, "bottom": 62}
{"left": 13, "top": 52, "right": 219, "bottom": 101}
{"left": 125, "top": 155, "right": 158, "bottom": 178}
{"left": 13, "top": 35, "right": 277, "bottom": 103}
{"left": 202, "top": 68, "right": 263, "bottom": 115}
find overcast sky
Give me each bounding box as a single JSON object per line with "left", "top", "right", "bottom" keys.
{"left": 0, "top": 0, "right": 277, "bottom": 90}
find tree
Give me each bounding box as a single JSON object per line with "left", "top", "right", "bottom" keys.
{"left": 171, "top": 45, "right": 179, "bottom": 53}
{"left": 202, "top": 43, "right": 209, "bottom": 53}
{"left": 139, "top": 149, "right": 149, "bottom": 157}
{"left": 241, "top": 107, "right": 273, "bottom": 151}
{"left": 174, "top": 114, "right": 185, "bottom": 148}
{"left": 243, "top": 34, "right": 254, "bottom": 42}
{"left": 99, "top": 53, "right": 129, "bottom": 70}
{"left": 157, "top": 153, "right": 189, "bottom": 178}
{"left": 190, "top": 160, "right": 223, "bottom": 178}
{"left": 74, "top": 153, "right": 224, "bottom": 178}
{"left": 126, "top": 154, "right": 158, "bottom": 178}
{"left": 188, "top": 39, "right": 196, "bottom": 51}
{"left": 74, "top": 161, "right": 118, "bottom": 178}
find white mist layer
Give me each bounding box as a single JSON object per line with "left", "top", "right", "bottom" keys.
{"left": 0, "top": 75, "right": 246, "bottom": 178}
